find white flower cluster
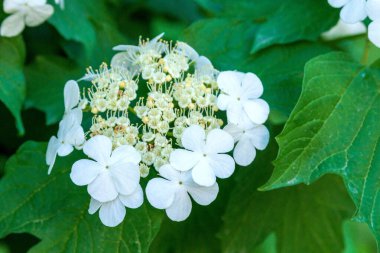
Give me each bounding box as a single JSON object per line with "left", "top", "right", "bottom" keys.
{"left": 46, "top": 34, "right": 270, "bottom": 227}
{"left": 0, "top": 0, "right": 64, "bottom": 38}
{"left": 328, "top": 0, "right": 380, "bottom": 47}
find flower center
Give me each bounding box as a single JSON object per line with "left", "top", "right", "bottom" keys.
{"left": 179, "top": 181, "right": 183, "bottom": 185}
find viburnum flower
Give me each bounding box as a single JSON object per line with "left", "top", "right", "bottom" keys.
{"left": 367, "top": 0, "right": 380, "bottom": 47}
{"left": 46, "top": 113, "right": 85, "bottom": 174}
{"left": 88, "top": 186, "right": 143, "bottom": 227}
{"left": 321, "top": 19, "right": 366, "bottom": 41}
{"left": 328, "top": 0, "right": 367, "bottom": 24}
{"left": 146, "top": 164, "right": 218, "bottom": 221}
{"left": 70, "top": 135, "right": 142, "bottom": 202}
{"left": 224, "top": 123, "right": 270, "bottom": 166}
{"left": 217, "top": 71, "right": 269, "bottom": 126}
{"left": 0, "top": 0, "right": 54, "bottom": 37}
{"left": 170, "top": 125, "right": 235, "bottom": 187}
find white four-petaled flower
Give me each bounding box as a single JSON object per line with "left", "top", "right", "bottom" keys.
{"left": 217, "top": 71, "right": 269, "bottom": 127}
{"left": 146, "top": 164, "right": 219, "bottom": 221}
{"left": 0, "top": 0, "right": 54, "bottom": 37}
{"left": 224, "top": 123, "right": 270, "bottom": 166}
{"left": 70, "top": 135, "right": 142, "bottom": 202}
{"left": 170, "top": 125, "right": 235, "bottom": 187}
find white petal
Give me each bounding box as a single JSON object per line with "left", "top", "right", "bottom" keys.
{"left": 4, "top": 0, "right": 26, "bottom": 13}
{"left": 233, "top": 138, "right": 256, "bottom": 166}
{"left": 205, "top": 129, "right": 234, "bottom": 154}
{"left": 110, "top": 51, "right": 139, "bottom": 74}
{"left": 65, "top": 124, "right": 85, "bottom": 148}
{"left": 369, "top": 21, "right": 380, "bottom": 48}
{"left": 25, "top": 4, "right": 53, "bottom": 27}
{"left": 119, "top": 185, "right": 144, "bottom": 209}
{"left": 83, "top": 135, "right": 112, "bottom": 165}
{"left": 217, "top": 94, "right": 234, "bottom": 111}
{"left": 0, "top": 13, "right": 25, "bottom": 37}
{"left": 99, "top": 198, "right": 126, "bottom": 227}
{"left": 27, "top": 0, "right": 48, "bottom": 6}
{"left": 159, "top": 164, "right": 181, "bottom": 181}
{"left": 223, "top": 124, "right": 243, "bottom": 142}
{"left": 112, "top": 45, "right": 139, "bottom": 51}
{"left": 146, "top": 178, "right": 176, "bottom": 209}
{"left": 64, "top": 107, "right": 83, "bottom": 125}
{"left": 367, "top": 0, "right": 380, "bottom": 20}
{"left": 88, "top": 172, "right": 118, "bottom": 202}
{"left": 328, "top": 0, "right": 350, "bottom": 8}
{"left": 240, "top": 73, "right": 263, "bottom": 99}
{"left": 165, "top": 189, "right": 192, "bottom": 222}
{"left": 64, "top": 80, "right": 80, "bottom": 112}
{"left": 110, "top": 145, "right": 141, "bottom": 166}
{"left": 181, "top": 125, "right": 205, "bottom": 152}
{"left": 321, "top": 20, "right": 367, "bottom": 41}
{"left": 110, "top": 162, "right": 140, "bottom": 195}
{"left": 217, "top": 71, "right": 242, "bottom": 97}
{"left": 340, "top": 0, "right": 367, "bottom": 24}
{"left": 57, "top": 143, "right": 73, "bottom": 157}
{"left": 46, "top": 136, "right": 60, "bottom": 174}
{"left": 176, "top": 41, "right": 199, "bottom": 61}
{"left": 186, "top": 181, "right": 219, "bottom": 206}
{"left": 226, "top": 102, "right": 244, "bottom": 125}
{"left": 70, "top": 159, "right": 103, "bottom": 186}
{"left": 247, "top": 125, "right": 270, "bottom": 150}
{"left": 207, "top": 154, "right": 235, "bottom": 179}
{"left": 191, "top": 158, "right": 216, "bottom": 187}
{"left": 243, "top": 99, "right": 270, "bottom": 124}
{"left": 170, "top": 149, "right": 201, "bottom": 171}
{"left": 88, "top": 198, "right": 101, "bottom": 214}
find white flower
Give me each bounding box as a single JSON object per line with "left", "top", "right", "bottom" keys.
{"left": 46, "top": 113, "right": 85, "bottom": 174}
{"left": 224, "top": 123, "right": 269, "bottom": 166}
{"left": 366, "top": 0, "right": 380, "bottom": 21}
{"left": 70, "top": 135, "right": 141, "bottom": 202}
{"left": 0, "top": 0, "right": 54, "bottom": 37}
{"left": 217, "top": 71, "right": 269, "bottom": 126}
{"left": 63, "top": 80, "right": 82, "bottom": 123}
{"left": 170, "top": 125, "right": 235, "bottom": 187}
{"left": 88, "top": 185, "right": 143, "bottom": 227}
{"left": 328, "top": 0, "right": 367, "bottom": 24}
{"left": 369, "top": 20, "right": 380, "bottom": 47}
{"left": 321, "top": 19, "right": 366, "bottom": 41}
{"left": 146, "top": 164, "right": 218, "bottom": 221}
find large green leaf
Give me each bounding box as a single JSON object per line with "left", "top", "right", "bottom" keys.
{"left": 0, "top": 142, "right": 163, "bottom": 252}
{"left": 221, "top": 139, "right": 355, "bottom": 253}
{"left": 185, "top": 18, "right": 332, "bottom": 124}
{"left": 0, "top": 36, "right": 26, "bottom": 134}
{"left": 25, "top": 56, "right": 83, "bottom": 125}
{"left": 262, "top": 53, "right": 380, "bottom": 243}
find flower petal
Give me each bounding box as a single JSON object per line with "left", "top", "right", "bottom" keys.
{"left": 340, "top": 0, "right": 367, "bottom": 24}
{"left": 223, "top": 123, "right": 244, "bottom": 142}
{"left": 159, "top": 164, "right": 181, "bottom": 181}
{"left": 369, "top": 21, "right": 380, "bottom": 48}
{"left": 88, "top": 198, "right": 102, "bottom": 214}
{"left": 119, "top": 185, "right": 144, "bottom": 209}
{"left": 217, "top": 71, "right": 242, "bottom": 97}
{"left": 205, "top": 129, "right": 234, "bottom": 154}
{"left": 207, "top": 154, "right": 235, "bottom": 179}
{"left": 146, "top": 178, "right": 176, "bottom": 209}
{"left": 366, "top": 0, "right": 380, "bottom": 20}
{"left": 110, "top": 145, "right": 141, "bottom": 166}
{"left": 226, "top": 101, "right": 244, "bottom": 125}
{"left": 233, "top": 138, "right": 256, "bottom": 166}
{"left": 328, "top": 0, "right": 350, "bottom": 8}
{"left": 88, "top": 172, "right": 118, "bottom": 202}
{"left": 192, "top": 158, "right": 216, "bottom": 187}
{"left": 217, "top": 94, "right": 234, "bottom": 111}
{"left": 83, "top": 135, "right": 112, "bottom": 165}
{"left": 170, "top": 149, "right": 201, "bottom": 171}
{"left": 66, "top": 124, "right": 85, "bottom": 148}
{"left": 176, "top": 41, "right": 199, "bottom": 61}
{"left": 64, "top": 80, "right": 80, "bottom": 112}
{"left": 243, "top": 99, "right": 270, "bottom": 124}
{"left": 241, "top": 73, "right": 263, "bottom": 99}
{"left": 57, "top": 143, "right": 74, "bottom": 157}
{"left": 165, "top": 189, "right": 192, "bottom": 222}
{"left": 99, "top": 198, "right": 126, "bottom": 227}
{"left": 110, "top": 162, "right": 140, "bottom": 195}
{"left": 25, "top": 4, "right": 54, "bottom": 27}
{"left": 70, "top": 159, "right": 103, "bottom": 186}
{"left": 46, "top": 136, "right": 59, "bottom": 165}
{"left": 181, "top": 125, "right": 205, "bottom": 152}
{"left": 186, "top": 181, "right": 219, "bottom": 206}
{"left": 0, "top": 12, "right": 25, "bottom": 37}
{"left": 247, "top": 125, "right": 270, "bottom": 150}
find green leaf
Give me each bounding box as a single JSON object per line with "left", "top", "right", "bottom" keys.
{"left": 262, "top": 52, "right": 380, "bottom": 243}
{"left": 251, "top": 0, "right": 338, "bottom": 53}
{"left": 25, "top": 56, "right": 83, "bottom": 125}
{"left": 221, "top": 139, "right": 355, "bottom": 253}
{"left": 0, "top": 36, "right": 26, "bottom": 134}
{"left": 0, "top": 142, "right": 163, "bottom": 252}
{"left": 185, "top": 18, "right": 332, "bottom": 124}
